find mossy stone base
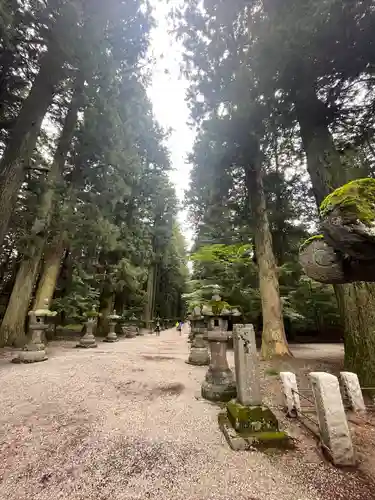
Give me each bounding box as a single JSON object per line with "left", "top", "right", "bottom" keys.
{"left": 218, "top": 412, "right": 295, "bottom": 451}
{"left": 218, "top": 412, "right": 293, "bottom": 451}
{"left": 226, "top": 400, "right": 279, "bottom": 435}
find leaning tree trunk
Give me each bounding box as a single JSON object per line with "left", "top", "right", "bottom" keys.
{"left": 0, "top": 21, "right": 71, "bottom": 247}
{"left": 0, "top": 81, "right": 83, "bottom": 347}
{"left": 245, "top": 156, "right": 291, "bottom": 358}
{"left": 34, "top": 234, "right": 66, "bottom": 310}
{"left": 295, "top": 83, "right": 375, "bottom": 385}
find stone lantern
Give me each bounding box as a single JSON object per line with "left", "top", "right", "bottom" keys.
{"left": 201, "top": 297, "right": 237, "bottom": 402}
{"left": 186, "top": 305, "right": 210, "bottom": 366}
{"left": 12, "top": 299, "right": 57, "bottom": 363}
{"left": 122, "top": 313, "right": 139, "bottom": 338}
{"left": 104, "top": 310, "right": 120, "bottom": 342}
{"left": 77, "top": 305, "right": 99, "bottom": 348}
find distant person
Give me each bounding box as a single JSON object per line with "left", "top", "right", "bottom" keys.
{"left": 155, "top": 319, "right": 161, "bottom": 336}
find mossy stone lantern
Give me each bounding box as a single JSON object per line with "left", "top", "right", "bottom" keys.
{"left": 12, "top": 299, "right": 57, "bottom": 363}
{"left": 186, "top": 305, "right": 210, "bottom": 366}
{"left": 104, "top": 310, "right": 120, "bottom": 342}
{"left": 201, "top": 296, "right": 237, "bottom": 402}
{"left": 77, "top": 305, "right": 100, "bottom": 348}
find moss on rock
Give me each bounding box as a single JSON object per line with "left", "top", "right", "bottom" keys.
{"left": 226, "top": 400, "right": 279, "bottom": 434}
{"left": 319, "top": 178, "right": 375, "bottom": 225}
{"left": 299, "top": 234, "right": 324, "bottom": 252}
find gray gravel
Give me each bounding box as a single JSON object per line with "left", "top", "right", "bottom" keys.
{"left": 0, "top": 331, "right": 373, "bottom": 500}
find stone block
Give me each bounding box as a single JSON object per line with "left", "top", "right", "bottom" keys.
{"left": 226, "top": 400, "right": 279, "bottom": 435}
{"left": 309, "top": 372, "right": 355, "bottom": 466}
{"left": 279, "top": 371, "right": 301, "bottom": 417}
{"left": 340, "top": 371, "right": 366, "bottom": 413}
{"left": 218, "top": 412, "right": 293, "bottom": 451}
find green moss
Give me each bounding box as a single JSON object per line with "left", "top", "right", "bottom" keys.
{"left": 299, "top": 234, "right": 324, "bottom": 252}
{"left": 319, "top": 178, "right": 375, "bottom": 225}
{"left": 218, "top": 412, "right": 294, "bottom": 450}
{"left": 265, "top": 368, "right": 280, "bottom": 377}
{"left": 226, "top": 400, "right": 279, "bottom": 433}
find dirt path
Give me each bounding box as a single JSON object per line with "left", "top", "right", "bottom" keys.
{"left": 0, "top": 331, "right": 373, "bottom": 500}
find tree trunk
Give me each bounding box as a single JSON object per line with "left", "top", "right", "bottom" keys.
{"left": 34, "top": 234, "right": 66, "bottom": 309}
{"left": 295, "top": 84, "right": 375, "bottom": 385}
{"left": 97, "top": 285, "right": 114, "bottom": 336}
{"left": 0, "top": 36, "right": 68, "bottom": 246}
{"left": 0, "top": 253, "right": 40, "bottom": 347}
{"left": 245, "top": 153, "right": 291, "bottom": 358}
{"left": 143, "top": 263, "right": 156, "bottom": 324}
{"left": 0, "top": 81, "right": 82, "bottom": 346}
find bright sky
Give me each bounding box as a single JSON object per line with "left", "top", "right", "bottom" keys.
{"left": 147, "top": 0, "right": 196, "bottom": 249}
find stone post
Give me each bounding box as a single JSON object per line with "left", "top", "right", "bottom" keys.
{"left": 219, "top": 322, "right": 291, "bottom": 450}
{"left": 309, "top": 372, "right": 355, "bottom": 466}
{"left": 77, "top": 307, "right": 98, "bottom": 348}
{"left": 233, "top": 324, "right": 261, "bottom": 406}
{"left": 104, "top": 310, "right": 120, "bottom": 342}
{"left": 201, "top": 327, "right": 236, "bottom": 402}
{"left": 12, "top": 302, "right": 56, "bottom": 363}
{"left": 279, "top": 372, "right": 301, "bottom": 417}
{"left": 340, "top": 372, "right": 366, "bottom": 413}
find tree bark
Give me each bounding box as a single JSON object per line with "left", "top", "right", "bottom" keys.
{"left": 97, "top": 285, "right": 114, "bottom": 336}
{"left": 143, "top": 263, "right": 156, "bottom": 324}
{"left": 245, "top": 152, "right": 291, "bottom": 358}
{"left": 0, "top": 81, "right": 83, "bottom": 346}
{"left": 294, "top": 84, "right": 375, "bottom": 385}
{"left": 0, "top": 27, "right": 69, "bottom": 246}
{"left": 34, "top": 233, "right": 66, "bottom": 310}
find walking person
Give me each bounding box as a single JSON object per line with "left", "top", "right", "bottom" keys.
{"left": 155, "top": 318, "right": 161, "bottom": 336}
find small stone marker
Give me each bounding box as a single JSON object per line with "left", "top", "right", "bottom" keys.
{"left": 309, "top": 372, "right": 355, "bottom": 466}
{"left": 279, "top": 372, "right": 301, "bottom": 417}
{"left": 233, "top": 324, "right": 261, "bottom": 406}
{"left": 340, "top": 372, "right": 366, "bottom": 413}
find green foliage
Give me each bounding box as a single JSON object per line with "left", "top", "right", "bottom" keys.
{"left": 52, "top": 269, "right": 100, "bottom": 321}
{"left": 190, "top": 243, "right": 252, "bottom": 264}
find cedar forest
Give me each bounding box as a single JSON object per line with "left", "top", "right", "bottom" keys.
{"left": 1, "top": 1, "right": 375, "bottom": 384}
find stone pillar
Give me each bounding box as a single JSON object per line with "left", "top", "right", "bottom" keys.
{"left": 77, "top": 315, "right": 98, "bottom": 348}
{"left": 233, "top": 324, "right": 261, "bottom": 406}
{"left": 340, "top": 372, "right": 366, "bottom": 413}
{"left": 279, "top": 372, "right": 301, "bottom": 417}
{"left": 12, "top": 310, "right": 52, "bottom": 363}
{"left": 201, "top": 328, "right": 236, "bottom": 402}
{"left": 309, "top": 372, "right": 355, "bottom": 466}
{"left": 187, "top": 326, "right": 210, "bottom": 366}
{"left": 104, "top": 311, "right": 120, "bottom": 342}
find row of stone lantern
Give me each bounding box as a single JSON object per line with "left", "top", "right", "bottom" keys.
{"left": 76, "top": 308, "right": 142, "bottom": 347}
{"left": 186, "top": 296, "right": 242, "bottom": 402}
{"left": 12, "top": 302, "right": 142, "bottom": 363}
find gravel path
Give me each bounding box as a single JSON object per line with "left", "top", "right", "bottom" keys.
{"left": 0, "top": 330, "right": 373, "bottom": 500}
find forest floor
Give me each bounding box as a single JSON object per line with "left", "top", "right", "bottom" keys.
{"left": 0, "top": 330, "right": 374, "bottom": 500}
